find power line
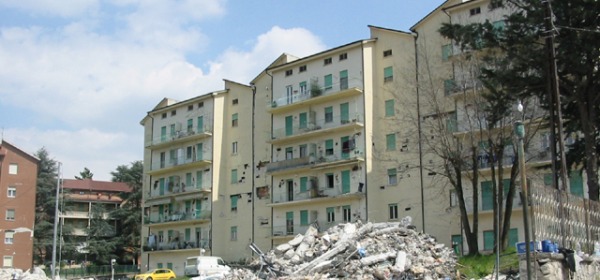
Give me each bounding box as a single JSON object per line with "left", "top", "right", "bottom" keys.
{"left": 555, "top": 25, "right": 600, "bottom": 34}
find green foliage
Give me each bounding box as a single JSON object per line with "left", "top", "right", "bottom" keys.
{"left": 110, "top": 161, "right": 143, "bottom": 264}
{"left": 75, "top": 167, "right": 94, "bottom": 180}
{"left": 33, "top": 148, "right": 59, "bottom": 264}
{"left": 457, "top": 247, "right": 519, "bottom": 278}
{"left": 85, "top": 204, "right": 119, "bottom": 264}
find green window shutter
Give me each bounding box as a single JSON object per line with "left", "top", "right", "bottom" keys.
{"left": 197, "top": 116, "right": 204, "bottom": 132}
{"left": 196, "top": 143, "right": 203, "bottom": 160}
{"left": 386, "top": 133, "right": 396, "bottom": 151}
{"left": 569, "top": 171, "right": 584, "bottom": 197}
{"left": 326, "top": 207, "right": 334, "bottom": 214}
{"left": 442, "top": 44, "right": 452, "bottom": 61}
{"left": 340, "top": 102, "right": 349, "bottom": 123}
{"left": 170, "top": 124, "right": 176, "bottom": 136}
{"left": 300, "top": 177, "right": 308, "bottom": 192}
{"left": 543, "top": 173, "right": 553, "bottom": 186}
{"left": 325, "top": 139, "right": 333, "bottom": 151}
{"left": 231, "top": 169, "right": 238, "bottom": 184}
{"left": 157, "top": 263, "right": 163, "bottom": 268}
{"left": 324, "top": 74, "right": 333, "bottom": 89}
{"left": 508, "top": 228, "right": 518, "bottom": 248}
{"left": 444, "top": 79, "right": 457, "bottom": 95}
{"left": 231, "top": 195, "right": 238, "bottom": 209}
{"left": 384, "top": 66, "right": 393, "bottom": 82}
{"left": 186, "top": 173, "right": 192, "bottom": 188}
{"left": 387, "top": 168, "right": 397, "bottom": 176}
{"left": 196, "top": 171, "right": 203, "bottom": 188}
{"left": 341, "top": 170, "right": 350, "bottom": 194}
{"left": 185, "top": 228, "right": 191, "bottom": 241}
{"left": 160, "top": 126, "right": 167, "bottom": 142}
{"left": 483, "top": 230, "right": 495, "bottom": 251}
{"left": 300, "top": 210, "right": 308, "bottom": 225}
{"left": 339, "top": 70, "right": 348, "bottom": 78}
{"left": 285, "top": 115, "right": 294, "bottom": 136}
{"left": 185, "top": 201, "right": 191, "bottom": 213}
{"left": 502, "top": 179, "right": 511, "bottom": 197}
{"left": 159, "top": 178, "right": 165, "bottom": 195}
{"left": 385, "top": 100, "right": 394, "bottom": 117}
{"left": 481, "top": 181, "right": 493, "bottom": 211}
{"left": 446, "top": 113, "right": 457, "bottom": 132}
{"left": 187, "top": 119, "right": 193, "bottom": 131}
{"left": 339, "top": 70, "right": 348, "bottom": 89}
{"left": 299, "top": 112, "right": 307, "bottom": 129}
{"left": 493, "top": 20, "right": 505, "bottom": 31}
{"left": 451, "top": 235, "right": 463, "bottom": 255}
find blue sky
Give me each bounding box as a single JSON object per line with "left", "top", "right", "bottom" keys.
{"left": 0, "top": 0, "right": 443, "bottom": 180}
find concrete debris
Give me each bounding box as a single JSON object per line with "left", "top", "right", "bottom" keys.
{"left": 0, "top": 267, "right": 48, "bottom": 280}
{"left": 228, "top": 217, "right": 457, "bottom": 279}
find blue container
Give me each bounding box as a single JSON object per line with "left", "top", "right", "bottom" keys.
{"left": 516, "top": 241, "right": 541, "bottom": 254}
{"left": 542, "top": 240, "right": 555, "bottom": 253}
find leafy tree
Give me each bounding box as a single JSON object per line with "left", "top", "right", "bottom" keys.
{"left": 110, "top": 161, "right": 143, "bottom": 264}
{"left": 33, "top": 148, "right": 59, "bottom": 264}
{"left": 75, "top": 167, "right": 94, "bottom": 180}
{"left": 85, "top": 203, "right": 118, "bottom": 264}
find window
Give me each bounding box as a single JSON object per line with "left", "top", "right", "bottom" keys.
{"left": 3, "top": 256, "right": 13, "bottom": 268}
{"left": 188, "top": 105, "right": 193, "bottom": 111}
{"left": 339, "top": 53, "right": 347, "bottom": 61}
{"left": 7, "top": 187, "right": 16, "bottom": 198}
{"left": 286, "top": 212, "right": 294, "bottom": 234}
{"left": 325, "top": 139, "right": 334, "bottom": 156}
{"left": 300, "top": 210, "right": 309, "bottom": 225}
{"left": 198, "top": 101, "right": 204, "bottom": 108}
{"left": 324, "top": 74, "right": 333, "bottom": 90}
{"left": 389, "top": 203, "right": 398, "bottom": 220}
{"left": 324, "top": 57, "right": 332, "bottom": 65}
{"left": 232, "top": 142, "right": 238, "bottom": 155}
{"left": 285, "top": 69, "right": 293, "bottom": 76}
{"left": 385, "top": 100, "right": 395, "bottom": 117}
{"left": 299, "top": 81, "right": 307, "bottom": 95}
{"left": 442, "top": 44, "right": 452, "bottom": 61}
{"left": 339, "top": 70, "right": 348, "bottom": 90}
{"left": 299, "top": 65, "right": 307, "bottom": 72}
{"left": 444, "top": 79, "right": 457, "bottom": 95}
{"left": 541, "top": 132, "right": 551, "bottom": 150}
{"left": 446, "top": 113, "right": 457, "bottom": 132}
{"left": 231, "top": 169, "right": 238, "bottom": 184}
{"left": 483, "top": 230, "right": 494, "bottom": 251}
{"left": 230, "top": 226, "right": 237, "bottom": 241}
{"left": 383, "top": 49, "right": 392, "bottom": 57}
{"left": 326, "top": 173, "right": 334, "bottom": 188}
{"left": 230, "top": 195, "right": 238, "bottom": 211}
{"left": 285, "top": 147, "right": 293, "bottom": 160}
{"left": 384, "top": 66, "right": 393, "bottom": 82}
{"left": 387, "top": 168, "right": 398, "bottom": 185}
{"left": 386, "top": 133, "right": 396, "bottom": 151}
{"left": 4, "top": 230, "right": 14, "bottom": 244}
{"left": 326, "top": 207, "right": 335, "bottom": 223}
{"left": 161, "top": 113, "right": 167, "bottom": 119}
{"left": 470, "top": 7, "right": 481, "bottom": 16}
{"left": 232, "top": 98, "right": 238, "bottom": 105}
{"left": 232, "top": 113, "right": 238, "bottom": 127}
{"left": 570, "top": 171, "right": 584, "bottom": 197}
{"left": 508, "top": 228, "right": 518, "bottom": 248}
{"left": 299, "top": 177, "right": 308, "bottom": 193}
{"left": 5, "top": 209, "right": 15, "bottom": 221}
{"left": 451, "top": 235, "right": 463, "bottom": 255}
{"left": 186, "top": 146, "right": 193, "bottom": 160}
{"left": 324, "top": 106, "right": 333, "bottom": 123}
{"left": 342, "top": 205, "right": 351, "bottom": 222}
{"left": 450, "top": 190, "right": 458, "bottom": 207}
{"left": 493, "top": 20, "right": 505, "bottom": 31}
{"left": 157, "top": 263, "right": 163, "bottom": 269}
{"left": 171, "top": 110, "right": 176, "bottom": 116}
{"left": 8, "top": 164, "right": 18, "bottom": 175}
{"left": 187, "top": 119, "right": 193, "bottom": 132}
{"left": 481, "top": 181, "right": 493, "bottom": 211}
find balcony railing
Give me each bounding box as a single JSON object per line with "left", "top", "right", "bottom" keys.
{"left": 144, "top": 210, "right": 212, "bottom": 225}
{"left": 150, "top": 155, "right": 212, "bottom": 172}
{"left": 147, "top": 183, "right": 211, "bottom": 199}
{"left": 269, "top": 79, "right": 362, "bottom": 109}
{"left": 146, "top": 125, "right": 213, "bottom": 147}
{"left": 271, "top": 114, "right": 363, "bottom": 141}
{"left": 267, "top": 149, "right": 364, "bottom": 174}
{"left": 266, "top": 156, "right": 312, "bottom": 173}
{"left": 144, "top": 238, "right": 211, "bottom": 252}
{"left": 271, "top": 181, "right": 363, "bottom": 205}
{"left": 271, "top": 220, "right": 345, "bottom": 237}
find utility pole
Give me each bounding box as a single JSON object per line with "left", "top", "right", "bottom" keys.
{"left": 51, "top": 162, "right": 61, "bottom": 280}
{"left": 542, "top": 0, "right": 569, "bottom": 246}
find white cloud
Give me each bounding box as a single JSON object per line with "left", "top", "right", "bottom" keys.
{"left": 0, "top": 0, "right": 100, "bottom": 18}
{"left": 0, "top": 1, "right": 326, "bottom": 182}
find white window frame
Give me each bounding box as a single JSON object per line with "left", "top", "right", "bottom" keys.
{"left": 3, "top": 256, "right": 13, "bottom": 268}
{"left": 4, "top": 230, "right": 14, "bottom": 244}
{"left": 7, "top": 187, "right": 16, "bottom": 198}
{"left": 5, "top": 209, "right": 15, "bottom": 221}
{"left": 389, "top": 204, "right": 398, "bottom": 220}
{"left": 232, "top": 141, "right": 238, "bottom": 155}
{"left": 8, "top": 164, "right": 18, "bottom": 175}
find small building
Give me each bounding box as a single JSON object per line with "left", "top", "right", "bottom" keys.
{"left": 0, "top": 140, "right": 39, "bottom": 270}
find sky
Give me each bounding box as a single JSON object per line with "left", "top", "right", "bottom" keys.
{"left": 0, "top": 0, "right": 444, "bottom": 181}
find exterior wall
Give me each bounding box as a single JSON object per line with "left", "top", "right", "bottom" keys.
{"left": 0, "top": 141, "right": 39, "bottom": 271}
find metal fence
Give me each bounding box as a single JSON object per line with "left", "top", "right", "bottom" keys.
{"left": 45, "top": 265, "right": 139, "bottom": 280}
{"left": 530, "top": 183, "right": 600, "bottom": 253}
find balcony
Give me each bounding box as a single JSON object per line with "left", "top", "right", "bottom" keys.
{"left": 270, "top": 220, "right": 345, "bottom": 238}
{"left": 269, "top": 79, "right": 363, "bottom": 114}
{"left": 148, "top": 155, "right": 212, "bottom": 176}
{"left": 267, "top": 148, "right": 364, "bottom": 176}
{"left": 146, "top": 182, "right": 211, "bottom": 201}
{"left": 145, "top": 125, "right": 213, "bottom": 149}
{"left": 144, "top": 210, "right": 212, "bottom": 226}
{"left": 60, "top": 211, "right": 89, "bottom": 218}
{"left": 270, "top": 115, "right": 364, "bottom": 145}
{"left": 269, "top": 179, "right": 365, "bottom": 207}
{"left": 143, "top": 238, "right": 211, "bottom": 253}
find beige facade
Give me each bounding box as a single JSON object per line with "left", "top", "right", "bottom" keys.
{"left": 140, "top": 0, "right": 596, "bottom": 272}
{"left": 0, "top": 140, "right": 39, "bottom": 270}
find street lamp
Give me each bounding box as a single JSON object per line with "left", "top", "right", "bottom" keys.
{"left": 515, "top": 101, "right": 532, "bottom": 280}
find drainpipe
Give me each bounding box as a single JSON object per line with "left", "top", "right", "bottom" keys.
{"left": 412, "top": 31, "right": 426, "bottom": 233}
{"left": 250, "top": 82, "right": 257, "bottom": 247}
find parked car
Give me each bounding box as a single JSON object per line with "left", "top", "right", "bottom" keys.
{"left": 184, "top": 256, "right": 230, "bottom": 278}
{"left": 134, "top": 269, "right": 176, "bottom": 280}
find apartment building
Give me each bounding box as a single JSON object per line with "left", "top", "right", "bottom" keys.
{"left": 60, "top": 178, "right": 131, "bottom": 254}
{"left": 0, "top": 140, "right": 39, "bottom": 270}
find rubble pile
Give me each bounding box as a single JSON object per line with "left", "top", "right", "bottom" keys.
{"left": 0, "top": 267, "right": 48, "bottom": 280}
{"left": 228, "top": 217, "right": 457, "bottom": 279}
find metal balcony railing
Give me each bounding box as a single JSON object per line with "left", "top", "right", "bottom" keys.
{"left": 269, "top": 79, "right": 362, "bottom": 108}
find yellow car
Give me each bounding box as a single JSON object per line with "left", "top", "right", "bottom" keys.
{"left": 135, "top": 269, "right": 176, "bottom": 280}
